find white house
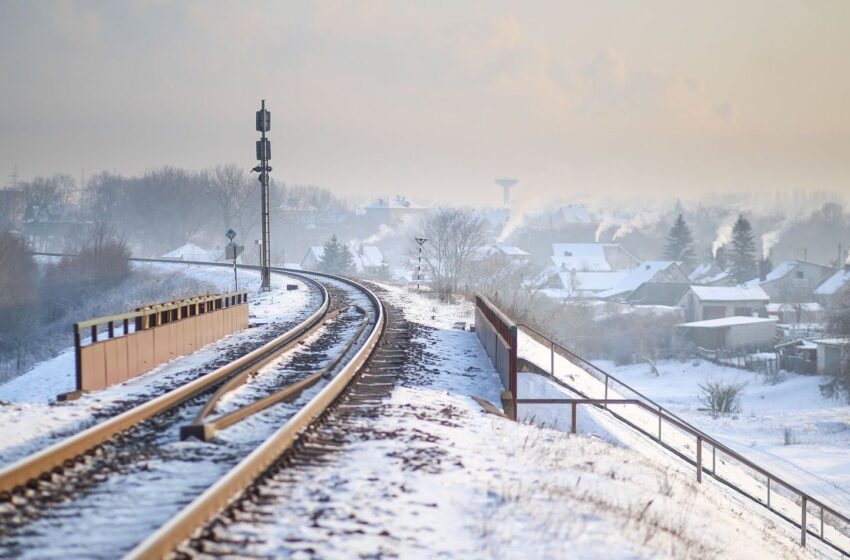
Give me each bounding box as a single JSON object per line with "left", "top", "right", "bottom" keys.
{"left": 676, "top": 285, "right": 769, "bottom": 322}
{"left": 301, "top": 245, "right": 385, "bottom": 274}
{"left": 599, "top": 261, "right": 689, "bottom": 300}
{"left": 750, "top": 260, "right": 835, "bottom": 303}
{"left": 814, "top": 262, "right": 850, "bottom": 310}
{"left": 550, "top": 243, "right": 639, "bottom": 272}
{"left": 676, "top": 316, "right": 777, "bottom": 351}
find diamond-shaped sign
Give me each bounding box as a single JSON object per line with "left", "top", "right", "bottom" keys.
{"left": 225, "top": 229, "right": 237, "bottom": 240}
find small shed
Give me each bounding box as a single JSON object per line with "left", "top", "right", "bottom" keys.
{"left": 775, "top": 339, "right": 818, "bottom": 374}
{"left": 814, "top": 338, "right": 850, "bottom": 375}
{"left": 676, "top": 316, "right": 777, "bottom": 351}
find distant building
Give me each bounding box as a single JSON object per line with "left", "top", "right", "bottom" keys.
{"left": 363, "top": 196, "right": 426, "bottom": 226}
{"left": 300, "top": 245, "right": 385, "bottom": 275}
{"left": 676, "top": 316, "right": 777, "bottom": 351}
{"left": 765, "top": 302, "right": 825, "bottom": 324}
{"left": 813, "top": 338, "right": 850, "bottom": 375}
{"left": 814, "top": 261, "right": 850, "bottom": 310}
{"left": 688, "top": 262, "right": 731, "bottom": 286}
{"left": 677, "top": 285, "right": 769, "bottom": 322}
{"left": 471, "top": 244, "right": 530, "bottom": 263}
{"left": 550, "top": 243, "right": 639, "bottom": 272}
{"left": 625, "top": 282, "right": 691, "bottom": 307}
{"left": 599, "top": 261, "right": 689, "bottom": 300}
{"left": 160, "top": 243, "right": 216, "bottom": 262}
{"left": 751, "top": 260, "right": 834, "bottom": 303}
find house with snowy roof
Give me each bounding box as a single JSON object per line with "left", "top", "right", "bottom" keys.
{"left": 538, "top": 270, "right": 630, "bottom": 300}
{"left": 598, "top": 261, "right": 689, "bottom": 300}
{"left": 550, "top": 243, "right": 639, "bottom": 272}
{"left": 814, "top": 261, "right": 850, "bottom": 310}
{"left": 748, "top": 260, "right": 834, "bottom": 303}
{"left": 160, "top": 243, "right": 216, "bottom": 262}
{"left": 300, "top": 245, "right": 385, "bottom": 275}
{"left": 676, "top": 285, "right": 769, "bottom": 322}
{"left": 688, "top": 262, "right": 731, "bottom": 286}
{"left": 471, "top": 244, "right": 530, "bottom": 263}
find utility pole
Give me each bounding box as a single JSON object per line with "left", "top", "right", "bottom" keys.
{"left": 252, "top": 100, "right": 272, "bottom": 291}
{"left": 414, "top": 237, "right": 427, "bottom": 291}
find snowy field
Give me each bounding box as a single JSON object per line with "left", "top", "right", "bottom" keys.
{"left": 0, "top": 262, "right": 318, "bottom": 466}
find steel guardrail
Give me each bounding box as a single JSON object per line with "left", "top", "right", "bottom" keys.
{"left": 516, "top": 322, "right": 850, "bottom": 557}
{"left": 0, "top": 267, "right": 330, "bottom": 494}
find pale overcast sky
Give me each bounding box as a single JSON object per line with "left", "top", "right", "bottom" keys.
{"left": 1, "top": 1, "right": 848, "bottom": 205}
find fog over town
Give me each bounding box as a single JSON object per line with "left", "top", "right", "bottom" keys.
{"left": 1, "top": 2, "right": 850, "bottom": 559}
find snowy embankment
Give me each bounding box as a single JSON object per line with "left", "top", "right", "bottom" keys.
{"left": 0, "top": 262, "right": 316, "bottom": 466}
{"left": 592, "top": 358, "right": 850, "bottom": 513}
{"left": 518, "top": 331, "right": 850, "bottom": 555}
{"left": 214, "top": 283, "right": 817, "bottom": 559}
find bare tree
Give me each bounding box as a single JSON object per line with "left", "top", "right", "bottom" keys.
{"left": 418, "top": 208, "right": 486, "bottom": 300}
{"left": 203, "top": 164, "right": 257, "bottom": 238}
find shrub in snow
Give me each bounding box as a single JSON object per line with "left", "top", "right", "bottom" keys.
{"left": 698, "top": 380, "right": 745, "bottom": 417}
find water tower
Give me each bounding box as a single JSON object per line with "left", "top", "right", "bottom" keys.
{"left": 495, "top": 178, "right": 518, "bottom": 207}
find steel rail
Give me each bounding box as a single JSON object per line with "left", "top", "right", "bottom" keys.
{"left": 183, "top": 305, "right": 370, "bottom": 441}
{"left": 123, "top": 269, "right": 386, "bottom": 560}
{"left": 0, "top": 270, "right": 330, "bottom": 495}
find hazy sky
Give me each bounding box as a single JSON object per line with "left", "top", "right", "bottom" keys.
{"left": 1, "top": 1, "right": 849, "bottom": 206}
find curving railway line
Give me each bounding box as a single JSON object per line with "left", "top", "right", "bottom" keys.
{"left": 0, "top": 260, "right": 399, "bottom": 559}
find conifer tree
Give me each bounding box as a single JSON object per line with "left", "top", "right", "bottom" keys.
{"left": 318, "top": 234, "right": 354, "bottom": 274}
{"left": 662, "top": 214, "right": 695, "bottom": 265}
{"left": 730, "top": 215, "right": 758, "bottom": 283}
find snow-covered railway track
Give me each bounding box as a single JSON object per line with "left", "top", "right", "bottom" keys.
{"left": 0, "top": 262, "right": 388, "bottom": 559}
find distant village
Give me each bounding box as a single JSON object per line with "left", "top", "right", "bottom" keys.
{"left": 2, "top": 174, "right": 849, "bottom": 380}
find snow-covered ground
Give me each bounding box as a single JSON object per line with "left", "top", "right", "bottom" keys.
{"left": 206, "top": 284, "right": 822, "bottom": 558}
{"left": 517, "top": 330, "right": 850, "bottom": 556}
{"left": 591, "top": 358, "right": 850, "bottom": 513}
{"left": 0, "top": 273, "right": 839, "bottom": 557}
{"left": 0, "top": 263, "right": 319, "bottom": 466}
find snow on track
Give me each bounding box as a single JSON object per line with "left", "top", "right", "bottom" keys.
{"left": 0, "top": 264, "right": 316, "bottom": 467}
{"left": 195, "top": 284, "right": 817, "bottom": 559}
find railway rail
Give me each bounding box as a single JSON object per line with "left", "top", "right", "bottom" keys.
{"left": 0, "top": 258, "right": 391, "bottom": 559}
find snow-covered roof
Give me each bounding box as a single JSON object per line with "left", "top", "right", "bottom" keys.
{"left": 814, "top": 268, "right": 850, "bottom": 296}
{"left": 688, "top": 262, "right": 714, "bottom": 282}
{"left": 678, "top": 316, "right": 777, "bottom": 328}
{"left": 689, "top": 285, "right": 769, "bottom": 302}
{"left": 766, "top": 302, "right": 824, "bottom": 313}
{"left": 558, "top": 271, "right": 628, "bottom": 294}
{"left": 551, "top": 255, "right": 611, "bottom": 272}
{"left": 552, "top": 243, "right": 609, "bottom": 257}
{"left": 160, "top": 243, "right": 212, "bottom": 261}
{"left": 814, "top": 337, "right": 850, "bottom": 346}
{"left": 355, "top": 246, "right": 384, "bottom": 269}
{"left": 473, "top": 244, "right": 530, "bottom": 260}
{"left": 599, "top": 261, "right": 681, "bottom": 298}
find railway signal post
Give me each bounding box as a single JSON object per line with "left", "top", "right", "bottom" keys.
{"left": 253, "top": 100, "right": 272, "bottom": 292}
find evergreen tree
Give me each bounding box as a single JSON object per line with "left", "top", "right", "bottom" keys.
{"left": 730, "top": 215, "right": 758, "bottom": 283}
{"left": 662, "top": 214, "right": 695, "bottom": 264}
{"left": 318, "top": 234, "right": 354, "bottom": 274}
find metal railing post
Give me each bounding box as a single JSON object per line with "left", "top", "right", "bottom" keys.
{"left": 802, "top": 496, "right": 807, "bottom": 547}
{"left": 551, "top": 340, "right": 555, "bottom": 376}
{"left": 571, "top": 402, "right": 577, "bottom": 434}
{"left": 657, "top": 406, "right": 662, "bottom": 441}
{"left": 604, "top": 374, "right": 609, "bottom": 408}
{"left": 767, "top": 476, "right": 771, "bottom": 507}
{"left": 696, "top": 435, "right": 702, "bottom": 483}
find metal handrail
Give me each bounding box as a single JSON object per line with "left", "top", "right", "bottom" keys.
{"left": 75, "top": 291, "right": 248, "bottom": 332}
{"left": 516, "top": 324, "right": 850, "bottom": 556}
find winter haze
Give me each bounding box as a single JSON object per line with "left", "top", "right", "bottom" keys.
{"left": 1, "top": 1, "right": 849, "bottom": 204}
